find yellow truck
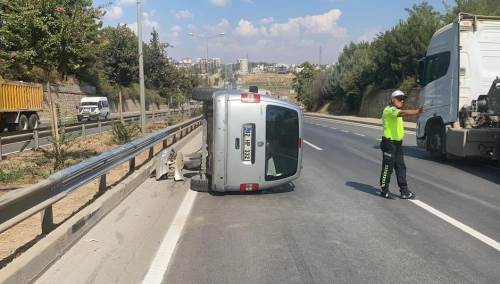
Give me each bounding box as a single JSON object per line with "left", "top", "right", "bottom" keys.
{"left": 0, "top": 80, "right": 43, "bottom": 132}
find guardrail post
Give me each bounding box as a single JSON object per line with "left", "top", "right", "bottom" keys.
{"left": 41, "top": 206, "right": 54, "bottom": 234}
{"left": 33, "top": 130, "right": 39, "bottom": 150}
{"left": 81, "top": 124, "right": 86, "bottom": 138}
{"left": 0, "top": 137, "right": 2, "bottom": 161}
{"left": 129, "top": 157, "right": 136, "bottom": 173}
{"left": 149, "top": 147, "right": 154, "bottom": 159}
{"left": 98, "top": 174, "right": 107, "bottom": 195}
{"left": 162, "top": 139, "right": 168, "bottom": 149}
{"left": 98, "top": 121, "right": 102, "bottom": 133}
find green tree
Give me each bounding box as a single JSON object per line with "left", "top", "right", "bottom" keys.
{"left": 0, "top": 0, "right": 103, "bottom": 80}
{"left": 293, "top": 62, "right": 319, "bottom": 110}
{"left": 444, "top": 0, "right": 500, "bottom": 23}
{"left": 100, "top": 25, "right": 138, "bottom": 88}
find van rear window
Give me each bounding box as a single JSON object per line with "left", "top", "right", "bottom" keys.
{"left": 265, "top": 105, "right": 299, "bottom": 181}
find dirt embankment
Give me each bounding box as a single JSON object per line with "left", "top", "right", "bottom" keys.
{"left": 238, "top": 73, "right": 296, "bottom": 102}
{"left": 0, "top": 116, "right": 187, "bottom": 267}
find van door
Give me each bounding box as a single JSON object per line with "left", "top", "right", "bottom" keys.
{"left": 225, "top": 95, "right": 265, "bottom": 190}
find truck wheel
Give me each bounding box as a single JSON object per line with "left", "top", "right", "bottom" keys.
{"left": 28, "top": 114, "right": 39, "bottom": 129}
{"left": 18, "top": 114, "right": 29, "bottom": 131}
{"left": 428, "top": 123, "right": 446, "bottom": 160}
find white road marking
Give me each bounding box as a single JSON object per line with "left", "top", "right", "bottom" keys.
{"left": 355, "top": 133, "right": 366, "bottom": 137}
{"left": 307, "top": 117, "right": 415, "bottom": 135}
{"left": 410, "top": 199, "right": 500, "bottom": 251}
{"left": 341, "top": 130, "right": 349, "bottom": 133}
{"left": 304, "top": 140, "right": 323, "bottom": 151}
{"left": 142, "top": 189, "right": 198, "bottom": 284}
{"left": 377, "top": 138, "right": 382, "bottom": 141}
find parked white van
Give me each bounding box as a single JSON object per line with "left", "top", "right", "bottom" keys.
{"left": 191, "top": 88, "right": 303, "bottom": 193}
{"left": 77, "top": 97, "right": 110, "bottom": 121}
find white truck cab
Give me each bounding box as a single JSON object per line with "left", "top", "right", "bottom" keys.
{"left": 416, "top": 14, "right": 500, "bottom": 162}
{"left": 192, "top": 88, "right": 303, "bottom": 193}
{"left": 77, "top": 97, "right": 110, "bottom": 121}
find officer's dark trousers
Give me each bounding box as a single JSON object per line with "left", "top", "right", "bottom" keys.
{"left": 379, "top": 137, "right": 408, "bottom": 193}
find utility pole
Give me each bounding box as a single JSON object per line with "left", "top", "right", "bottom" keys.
{"left": 137, "top": 0, "right": 146, "bottom": 133}
{"left": 319, "top": 46, "right": 322, "bottom": 67}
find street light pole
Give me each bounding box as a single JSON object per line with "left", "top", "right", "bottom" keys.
{"left": 188, "top": 32, "right": 225, "bottom": 87}
{"left": 137, "top": 0, "right": 146, "bottom": 133}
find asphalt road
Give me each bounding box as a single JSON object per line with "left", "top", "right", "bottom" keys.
{"left": 34, "top": 118, "right": 500, "bottom": 283}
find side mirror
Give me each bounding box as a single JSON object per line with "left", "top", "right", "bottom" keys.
{"left": 417, "top": 58, "right": 426, "bottom": 87}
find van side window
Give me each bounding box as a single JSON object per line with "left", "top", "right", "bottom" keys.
{"left": 423, "top": 51, "right": 451, "bottom": 85}
{"left": 102, "top": 100, "right": 109, "bottom": 108}
{"left": 265, "top": 105, "right": 299, "bottom": 181}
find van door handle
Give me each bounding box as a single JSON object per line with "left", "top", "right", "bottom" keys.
{"left": 235, "top": 138, "right": 240, "bottom": 149}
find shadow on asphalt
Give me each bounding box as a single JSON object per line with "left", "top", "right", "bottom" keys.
{"left": 403, "top": 146, "right": 500, "bottom": 186}
{"left": 345, "top": 181, "right": 382, "bottom": 197}
{"left": 209, "top": 182, "right": 295, "bottom": 196}
{"left": 371, "top": 144, "right": 499, "bottom": 186}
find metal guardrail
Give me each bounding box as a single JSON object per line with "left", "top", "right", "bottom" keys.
{"left": 0, "top": 116, "right": 202, "bottom": 235}
{"left": 0, "top": 109, "right": 185, "bottom": 159}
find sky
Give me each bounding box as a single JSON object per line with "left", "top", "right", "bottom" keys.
{"left": 93, "top": 0, "right": 449, "bottom": 65}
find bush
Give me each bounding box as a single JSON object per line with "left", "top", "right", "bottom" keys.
{"left": 44, "top": 103, "right": 78, "bottom": 171}
{"left": 111, "top": 121, "right": 141, "bottom": 144}
{"left": 399, "top": 77, "right": 417, "bottom": 94}
{"left": 190, "top": 107, "right": 203, "bottom": 118}
{"left": 0, "top": 169, "right": 24, "bottom": 183}
{"left": 166, "top": 116, "right": 181, "bottom": 126}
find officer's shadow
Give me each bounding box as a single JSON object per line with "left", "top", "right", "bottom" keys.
{"left": 345, "top": 181, "right": 381, "bottom": 197}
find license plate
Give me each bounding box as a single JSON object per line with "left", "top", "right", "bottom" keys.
{"left": 242, "top": 125, "right": 253, "bottom": 162}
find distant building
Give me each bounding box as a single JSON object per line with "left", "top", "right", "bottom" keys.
{"left": 276, "top": 64, "right": 289, "bottom": 74}
{"left": 212, "top": 58, "right": 222, "bottom": 68}
{"left": 176, "top": 58, "right": 194, "bottom": 69}
{"left": 237, "top": 58, "right": 249, "bottom": 75}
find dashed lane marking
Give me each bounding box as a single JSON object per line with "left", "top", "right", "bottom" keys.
{"left": 304, "top": 140, "right": 323, "bottom": 151}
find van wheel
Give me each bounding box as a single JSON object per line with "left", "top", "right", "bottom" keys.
{"left": 18, "top": 114, "right": 29, "bottom": 131}
{"left": 28, "top": 114, "right": 39, "bottom": 129}
{"left": 428, "top": 123, "right": 446, "bottom": 160}
{"left": 190, "top": 175, "right": 210, "bottom": 192}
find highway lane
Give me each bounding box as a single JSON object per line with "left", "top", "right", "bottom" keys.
{"left": 164, "top": 118, "right": 500, "bottom": 283}
{"left": 32, "top": 118, "right": 500, "bottom": 283}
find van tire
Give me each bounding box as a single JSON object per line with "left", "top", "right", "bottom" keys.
{"left": 28, "top": 114, "right": 39, "bottom": 129}
{"left": 428, "top": 123, "right": 446, "bottom": 160}
{"left": 190, "top": 175, "right": 210, "bottom": 192}
{"left": 18, "top": 114, "right": 29, "bottom": 131}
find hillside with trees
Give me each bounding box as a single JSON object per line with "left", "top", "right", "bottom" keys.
{"left": 0, "top": 0, "right": 199, "bottom": 107}
{"left": 294, "top": 0, "right": 500, "bottom": 113}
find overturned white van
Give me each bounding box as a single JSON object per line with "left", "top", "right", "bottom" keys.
{"left": 190, "top": 88, "right": 303, "bottom": 193}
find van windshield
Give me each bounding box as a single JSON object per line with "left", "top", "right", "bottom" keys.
{"left": 80, "top": 102, "right": 98, "bottom": 106}
{"left": 265, "top": 105, "right": 299, "bottom": 181}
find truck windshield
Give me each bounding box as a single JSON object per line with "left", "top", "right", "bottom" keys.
{"left": 265, "top": 105, "right": 299, "bottom": 181}
{"left": 80, "top": 102, "right": 98, "bottom": 106}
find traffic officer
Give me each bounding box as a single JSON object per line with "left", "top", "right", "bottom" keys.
{"left": 380, "top": 90, "right": 423, "bottom": 199}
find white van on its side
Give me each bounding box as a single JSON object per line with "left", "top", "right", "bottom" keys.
{"left": 77, "top": 97, "right": 110, "bottom": 122}
{"left": 191, "top": 88, "right": 303, "bottom": 193}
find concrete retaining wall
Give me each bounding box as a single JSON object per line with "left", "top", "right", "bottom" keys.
{"left": 39, "top": 84, "right": 167, "bottom": 121}
{"left": 358, "top": 88, "right": 421, "bottom": 122}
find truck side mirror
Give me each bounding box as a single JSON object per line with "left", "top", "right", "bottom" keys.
{"left": 417, "top": 58, "right": 426, "bottom": 86}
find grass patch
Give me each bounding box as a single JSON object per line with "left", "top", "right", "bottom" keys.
{"left": 0, "top": 170, "right": 24, "bottom": 183}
